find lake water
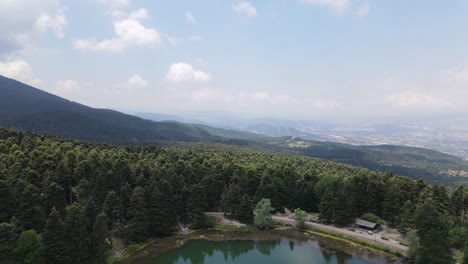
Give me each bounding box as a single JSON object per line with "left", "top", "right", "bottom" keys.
{"left": 143, "top": 239, "right": 401, "bottom": 264}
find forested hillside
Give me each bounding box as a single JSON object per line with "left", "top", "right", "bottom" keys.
{"left": 0, "top": 129, "right": 467, "bottom": 263}
{"left": 0, "top": 75, "right": 220, "bottom": 143}
{"left": 2, "top": 75, "right": 468, "bottom": 186}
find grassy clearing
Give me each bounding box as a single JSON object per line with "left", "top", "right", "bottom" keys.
{"left": 108, "top": 239, "right": 155, "bottom": 264}
{"left": 214, "top": 225, "right": 257, "bottom": 231}
{"left": 304, "top": 227, "right": 405, "bottom": 258}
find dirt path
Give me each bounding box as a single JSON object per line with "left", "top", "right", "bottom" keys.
{"left": 272, "top": 216, "right": 408, "bottom": 253}
{"left": 206, "top": 212, "right": 246, "bottom": 227}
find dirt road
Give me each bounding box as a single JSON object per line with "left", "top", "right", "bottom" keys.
{"left": 272, "top": 215, "right": 407, "bottom": 253}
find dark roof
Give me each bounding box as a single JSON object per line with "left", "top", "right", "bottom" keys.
{"left": 355, "top": 219, "right": 377, "bottom": 229}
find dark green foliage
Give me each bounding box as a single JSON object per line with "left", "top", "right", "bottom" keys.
{"left": 43, "top": 207, "right": 67, "bottom": 264}
{"left": 148, "top": 185, "right": 176, "bottom": 235}
{"left": 0, "top": 180, "right": 14, "bottom": 223}
{"left": 15, "top": 229, "right": 43, "bottom": 264}
{"left": 0, "top": 222, "right": 18, "bottom": 263}
{"left": 238, "top": 194, "right": 254, "bottom": 224}
{"left": 0, "top": 129, "right": 466, "bottom": 262}
{"left": 415, "top": 200, "right": 452, "bottom": 264}
{"left": 44, "top": 182, "right": 67, "bottom": 216}
{"left": 64, "top": 203, "right": 90, "bottom": 263}
{"left": 398, "top": 200, "right": 415, "bottom": 233}
{"left": 103, "top": 191, "right": 120, "bottom": 231}
{"left": 91, "top": 213, "right": 110, "bottom": 264}
{"left": 18, "top": 184, "right": 45, "bottom": 232}
{"left": 127, "top": 187, "right": 149, "bottom": 243}
{"left": 187, "top": 184, "right": 209, "bottom": 228}
{"left": 464, "top": 246, "right": 468, "bottom": 264}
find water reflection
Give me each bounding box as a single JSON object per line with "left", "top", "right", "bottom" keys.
{"left": 147, "top": 239, "right": 401, "bottom": 264}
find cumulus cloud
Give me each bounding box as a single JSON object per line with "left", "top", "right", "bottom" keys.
{"left": 0, "top": 58, "right": 43, "bottom": 87}
{"left": 126, "top": 74, "right": 148, "bottom": 87}
{"left": 385, "top": 91, "right": 452, "bottom": 109}
{"left": 300, "top": 0, "right": 370, "bottom": 16}
{"left": 233, "top": 2, "right": 257, "bottom": 17}
{"left": 74, "top": 12, "right": 161, "bottom": 52}
{"left": 186, "top": 11, "right": 196, "bottom": 24}
{"left": 55, "top": 79, "right": 81, "bottom": 93}
{"left": 0, "top": 0, "right": 68, "bottom": 56}
{"left": 166, "top": 63, "right": 211, "bottom": 82}
{"left": 35, "top": 8, "right": 68, "bottom": 38}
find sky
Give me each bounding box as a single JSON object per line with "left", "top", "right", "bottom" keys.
{"left": 1, "top": 0, "right": 468, "bottom": 119}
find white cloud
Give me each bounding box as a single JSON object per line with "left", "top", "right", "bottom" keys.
{"left": 126, "top": 74, "right": 148, "bottom": 87}
{"left": 0, "top": 0, "right": 68, "bottom": 55}
{"left": 233, "top": 2, "right": 257, "bottom": 17}
{"left": 74, "top": 15, "right": 161, "bottom": 52}
{"left": 128, "top": 8, "right": 149, "bottom": 20}
{"left": 444, "top": 65, "right": 468, "bottom": 84}
{"left": 385, "top": 91, "right": 452, "bottom": 109}
{"left": 355, "top": 2, "right": 370, "bottom": 17}
{"left": 186, "top": 11, "right": 196, "bottom": 24}
{"left": 55, "top": 79, "right": 81, "bottom": 93}
{"left": 166, "top": 63, "right": 211, "bottom": 82}
{"left": 300, "top": 0, "right": 370, "bottom": 16}
{"left": 35, "top": 8, "right": 68, "bottom": 38}
{"left": 0, "top": 58, "right": 43, "bottom": 87}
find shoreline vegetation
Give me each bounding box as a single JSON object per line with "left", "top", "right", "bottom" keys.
{"left": 112, "top": 224, "right": 404, "bottom": 264}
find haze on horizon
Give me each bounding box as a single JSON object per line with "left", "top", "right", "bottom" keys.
{"left": 1, "top": 0, "right": 468, "bottom": 119}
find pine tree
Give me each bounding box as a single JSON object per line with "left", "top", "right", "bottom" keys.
{"left": 18, "top": 184, "right": 44, "bottom": 232}
{"left": 91, "top": 213, "right": 110, "bottom": 264}
{"left": 43, "top": 207, "right": 67, "bottom": 264}
{"left": 187, "top": 184, "right": 208, "bottom": 228}
{"left": 237, "top": 194, "right": 254, "bottom": 224}
{"left": 127, "top": 186, "right": 149, "bottom": 243}
{"left": 64, "top": 203, "right": 90, "bottom": 263}
{"left": 415, "top": 200, "right": 452, "bottom": 264}
{"left": 44, "top": 182, "right": 67, "bottom": 216}
{"left": 148, "top": 185, "right": 176, "bottom": 235}
{"left": 0, "top": 222, "right": 18, "bottom": 263}
{"left": 103, "top": 191, "right": 120, "bottom": 231}
{"left": 15, "top": 229, "right": 43, "bottom": 264}
{"left": 398, "top": 200, "right": 415, "bottom": 233}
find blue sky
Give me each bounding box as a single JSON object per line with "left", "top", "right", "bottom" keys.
{"left": 1, "top": 0, "right": 468, "bottom": 119}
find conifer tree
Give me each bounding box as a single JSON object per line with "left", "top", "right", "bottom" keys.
{"left": 0, "top": 222, "right": 17, "bottom": 263}
{"left": 237, "top": 194, "right": 254, "bottom": 223}
{"left": 127, "top": 186, "right": 149, "bottom": 243}
{"left": 64, "top": 203, "right": 90, "bottom": 263}
{"left": 18, "top": 184, "right": 44, "bottom": 231}
{"left": 149, "top": 185, "right": 175, "bottom": 235}
{"left": 92, "top": 213, "right": 110, "bottom": 264}
{"left": 43, "top": 207, "right": 67, "bottom": 264}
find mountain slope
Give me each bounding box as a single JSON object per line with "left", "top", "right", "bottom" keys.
{"left": 1, "top": 75, "right": 467, "bottom": 185}
{"left": 0, "top": 75, "right": 218, "bottom": 143}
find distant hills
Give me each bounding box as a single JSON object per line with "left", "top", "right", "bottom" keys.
{"left": 0, "top": 75, "right": 226, "bottom": 143}
{"left": 1, "top": 74, "right": 467, "bottom": 185}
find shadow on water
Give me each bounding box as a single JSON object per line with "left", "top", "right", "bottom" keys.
{"left": 145, "top": 238, "right": 400, "bottom": 264}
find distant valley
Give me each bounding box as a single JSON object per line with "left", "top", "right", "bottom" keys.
{"left": 1, "top": 75, "right": 468, "bottom": 186}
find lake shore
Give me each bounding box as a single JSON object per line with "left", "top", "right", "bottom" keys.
{"left": 114, "top": 228, "right": 403, "bottom": 264}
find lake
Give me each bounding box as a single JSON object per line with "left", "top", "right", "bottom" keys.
{"left": 142, "top": 239, "right": 402, "bottom": 264}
